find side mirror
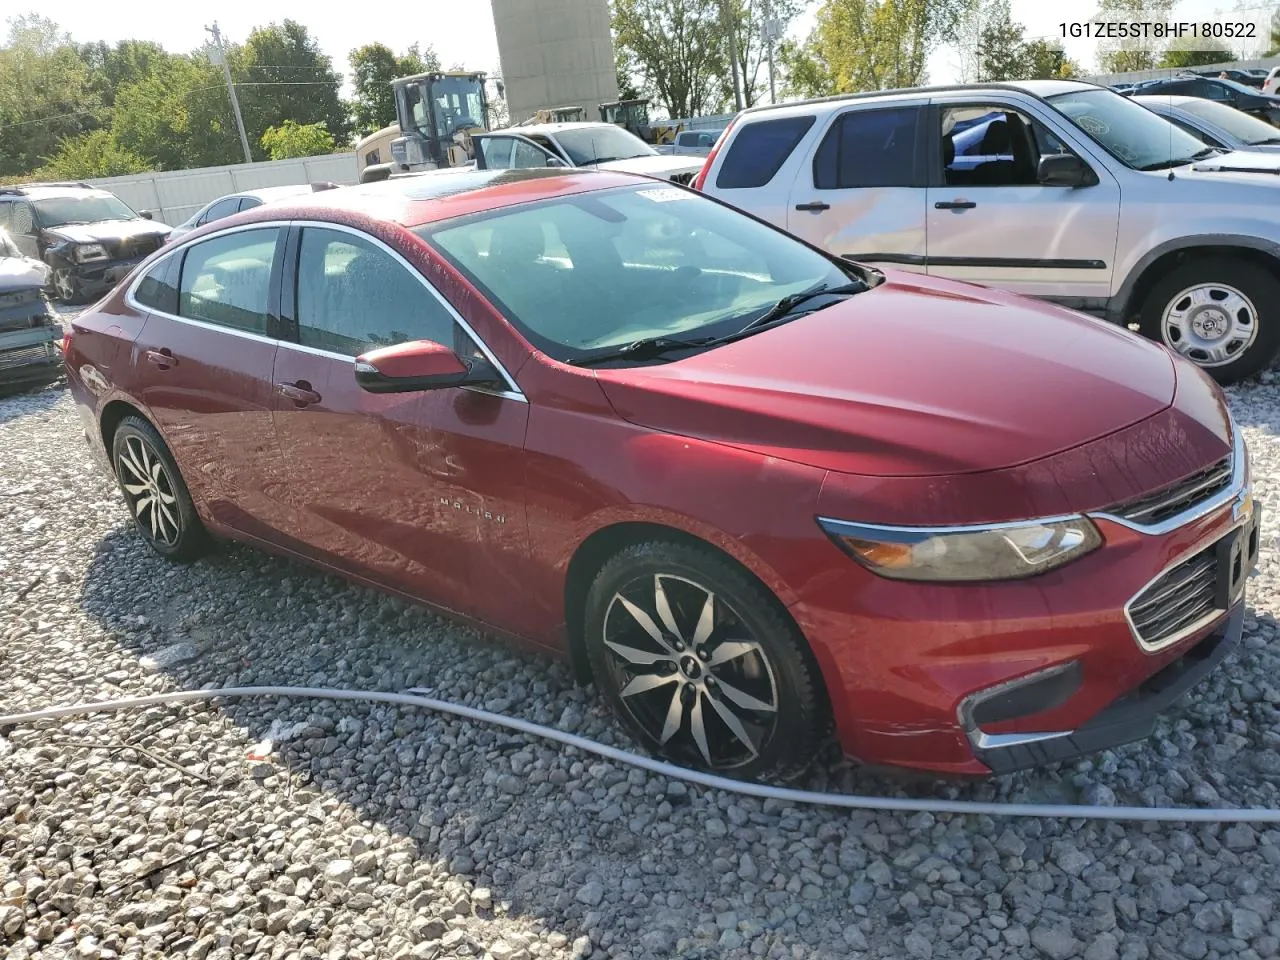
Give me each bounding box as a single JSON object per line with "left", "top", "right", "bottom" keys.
{"left": 354, "top": 339, "right": 500, "bottom": 393}
{"left": 140, "top": 210, "right": 154, "bottom": 220}
{"left": 1037, "top": 154, "right": 1093, "bottom": 187}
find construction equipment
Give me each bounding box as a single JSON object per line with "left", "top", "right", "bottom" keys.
{"left": 599, "top": 98, "right": 678, "bottom": 146}
{"left": 518, "top": 106, "right": 587, "bottom": 126}
{"left": 356, "top": 71, "right": 491, "bottom": 183}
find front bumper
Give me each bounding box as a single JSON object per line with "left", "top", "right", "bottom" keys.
{"left": 0, "top": 323, "right": 62, "bottom": 392}
{"left": 66, "top": 256, "right": 146, "bottom": 297}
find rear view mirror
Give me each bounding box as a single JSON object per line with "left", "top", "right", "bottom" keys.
{"left": 354, "top": 339, "right": 500, "bottom": 393}
{"left": 1037, "top": 154, "right": 1094, "bottom": 187}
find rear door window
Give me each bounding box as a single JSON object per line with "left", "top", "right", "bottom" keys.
{"left": 716, "top": 116, "right": 816, "bottom": 189}
{"left": 813, "top": 106, "right": 925, "bottom": 189}
{"left": 199, "top": 197, "right": 242, "bottom": 225}
{"left": 178, "top": 228, "right": 280, "bottom": 335}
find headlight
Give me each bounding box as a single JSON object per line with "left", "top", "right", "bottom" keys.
{"left": 818, "top": 516, "right": 1102, "bottom": 582}
{"left": 74, "top": 243, "right": 108, "bottom": 263}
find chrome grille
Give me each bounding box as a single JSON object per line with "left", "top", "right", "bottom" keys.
{"left": 1108, "top": 456, "right": 1233, "bottom": 527}
{"left": 1127, "top": 543, "right": 1219, "bottom": 648}
{"left": 0, "top": 343, "right": 54, "bottom": 370}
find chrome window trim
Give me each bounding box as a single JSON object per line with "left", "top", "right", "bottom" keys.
{"left": 1121, "top": 508, "right": 1249, "bottom": 654}
{"left": 1089, "top": 423, "right": 1246, "bottom": 537}
{"left": 123, "top": 218, "right": 526, "bottom": 403}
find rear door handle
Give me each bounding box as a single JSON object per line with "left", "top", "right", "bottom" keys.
{"left": 935, "top": 200, "right": 977, "bottom": 210}
{"left": 795, "top": 201, "right": 831, "bottom": 212}
{"left": 277, "top": 381, "right": 322, "bottom": 406}
{"left": 145, "top": 348, "right": 177, "bottom": 368}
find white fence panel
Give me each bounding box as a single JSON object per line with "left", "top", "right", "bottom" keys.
{"left": 87, "top": 153, "right": 357, "bottom": 226}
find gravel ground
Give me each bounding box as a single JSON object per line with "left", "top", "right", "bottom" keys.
{"left": 3, "top": 317, "right": 1280, "bottom": 959}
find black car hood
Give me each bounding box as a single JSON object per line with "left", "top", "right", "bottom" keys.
{"left": 45, "top": 219, "right": 171, "bottom": 245}
{"left": 0, "top": 256, "right": 49, "bottom": 293}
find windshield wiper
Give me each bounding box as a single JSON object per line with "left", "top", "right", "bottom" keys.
{"left": 1251, "top": 137, "right": 1280, "bottom": 145}
{"left": 709, "top": 281, "right": 867, "bottom": 345}
{"left": 568, "top": 335, "right": 715, "bottom": 367}
{"left": 1138, "top": 147, "right": 1221, "bottom": 171}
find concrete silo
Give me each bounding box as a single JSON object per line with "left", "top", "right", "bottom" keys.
{"left": 491, "top": 0, "right": 621, "bottom": 124}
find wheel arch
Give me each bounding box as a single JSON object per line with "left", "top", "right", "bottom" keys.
{"left": 1109, "top": 235, "right": 1280, "bottom": 324}
{"left": 561, "top": 520, "right": 827, "bottom": 710}
{"left": 99, "top": 397, "right": 150, "bottom": 456}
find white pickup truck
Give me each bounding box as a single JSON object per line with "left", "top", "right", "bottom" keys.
{"left": 658, "top": 130, "right": 724, "bottom": 158}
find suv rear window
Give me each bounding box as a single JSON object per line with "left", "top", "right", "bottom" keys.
{"left": 716, "top": 116, "right": 815, "bottom": 189}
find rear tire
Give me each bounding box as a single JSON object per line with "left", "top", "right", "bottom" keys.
{"left": 111, "top": 416, "right": 208, "bottom": 562}
{"left": 583, "top": 540, "right": 827, "bottom": 782}
{"left": 1138, "top": 258, "right": 1280, "bottom": 385}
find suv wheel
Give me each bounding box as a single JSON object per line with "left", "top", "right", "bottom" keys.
{"left": 51, "top": 267, "right": 85, "bottom": 305}
{"left": 1138, "top": 258, "right": 1280, "bottom": 384}
{"left": 584, "top": 541, "right": 827, "bottom": 782}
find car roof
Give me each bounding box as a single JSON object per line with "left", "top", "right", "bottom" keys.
{"left": 5, "top": 185, "right": 118, "bottom": 201}
{"left": 233, "top": 184, "right": 323, "bottom": 202}
{"left": 1132, "top": 95, "right": 1201, "bottom": 108}
{"left": 228, "top": 167, "right": 645, "bottom": 232}
{"left": 498, "top": 122, "right": 624, "bottom": 136}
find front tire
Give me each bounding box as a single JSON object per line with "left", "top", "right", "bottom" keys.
{"left": 1138, "top": 258, "right": 1280, "bottom": 385}
{"left": 111, "top": 416, "right": 207, "bottom": 562}
{"left": 584, "top": 541, "right": 827, "bottom": 781}
{"left": 51, "top": 267, "right": 86, "bottom": 305}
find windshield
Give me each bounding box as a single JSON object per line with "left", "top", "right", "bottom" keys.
{"left": 1178, "top": 98, "right": 1280, "bottom": 144}
{"left": 417, "top": 184, "right": 850, "bottom": 362}
{"left": 553, "top": 126, "right": 657, "bottom": 164}
{"left": 1047, "top": 88, "right": 1209, "bottom": 170}
{"left": 33, "top": 194, "right": 138, "bottom": 227}
{"left": 431, "top": 76, "right": 486, "bottom": 139}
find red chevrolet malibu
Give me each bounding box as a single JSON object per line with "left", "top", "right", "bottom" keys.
{"left": 64, "top": 169, "right": 1260, "bottom": 779}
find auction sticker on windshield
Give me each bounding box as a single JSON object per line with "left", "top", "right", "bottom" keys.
{"left": 637, "top": 188, "right": 693, "bottom": 203}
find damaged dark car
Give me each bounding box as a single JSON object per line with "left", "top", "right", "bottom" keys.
{"left": 0, "top": 182, "right": 171, "bottom": 305}
{"left": 0, "top": 227, "right": 61, "bottom": 395}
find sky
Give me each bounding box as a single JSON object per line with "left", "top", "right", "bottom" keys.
{"left": 11, "top": 0, "right": 1278, "bottom": 97}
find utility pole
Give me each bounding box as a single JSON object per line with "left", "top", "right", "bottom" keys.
{"left": 720, "top": 0, "right": 745, "bottom": 111}
{"left": 205, "top": 22, "right": 253, "bottom": 164}
{"left": 763, "top": 0, "right": 777, "bottom": 104}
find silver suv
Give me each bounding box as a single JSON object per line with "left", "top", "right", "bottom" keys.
{"left": 697, "top": 80, "right": 1280, "bottom": 384}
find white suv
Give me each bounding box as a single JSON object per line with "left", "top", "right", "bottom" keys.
{"left": 696, "top": 79, "right": 1280, "bottom": 384}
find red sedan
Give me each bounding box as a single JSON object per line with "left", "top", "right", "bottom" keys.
{"left": 64, "top": 169, "right": 1260, "bottom": 779}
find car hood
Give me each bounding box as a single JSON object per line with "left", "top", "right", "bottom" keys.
{"left": 592, "top": 154, "right": 705, "bottom": 179}
{"left": 1187, "top": 148, "right": 1280, "bottom": 176}
{"left": 45, "top": 219, "right": 171, "bottom": 244}
{"left": 594, "top": 272, "right": 1176, "bottom": 477}
{"left": 0, "top": 256, "right": 49, "bottom": 292}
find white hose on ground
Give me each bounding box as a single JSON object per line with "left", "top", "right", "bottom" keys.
{"left": 3, "top": 684, "right": 1280, "bottom": 824}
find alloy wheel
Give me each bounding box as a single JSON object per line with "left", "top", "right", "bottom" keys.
{"left": 53, "top": 269, "right": 76, "bottom": 303}
{"left": 116, "top": 435, "right": 182, "bottom": 547}
{"left": 600, "top": 573, "right": 779, "bottom": 770}
{"left": 1161, "top": 282, "right": 1259, "bottom": 367}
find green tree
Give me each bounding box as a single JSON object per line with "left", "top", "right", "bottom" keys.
{"left": 1024, "top": 40, "right": 1079, "bottom": 79}
{"left": 778, "top": 37, "right": 833, "bottom": 98}
{"left": 977, "top": 0, "right": 1027, "bottom": 81}
{"left": 0, "top": 15, "right": 102, "bottom": 177}
{"left": 260, "top": 119, "right": 335, "bottom": 159}
{"left": 784, "top": 0, "right": 968, "bottom": 95}
{"left": 612, "top": 0, "right": 725, "bottom": 118}
{"left": 1158, "top": 38, "right": 1233, "bottom": 69}
{"left": 349, "top": 42, "right": 438, "bottom": 135}
{"left": 39, "top": 129, "right": 150, "bottom": 178}
{"left": 717, "top": 0, "right": 803, "bottom": 108}
{"left": 77, "top": 39, "right": 169, "bottom": 109}
{"left": 233, "top": 20, "right": 350, "bottom": 155}
{"left": 1093, "top": 0, "right": 1175, "bottom": 73}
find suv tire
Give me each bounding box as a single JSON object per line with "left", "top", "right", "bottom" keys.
{"left": 1138, "top": 258, "right": 1280, "bottom": 385}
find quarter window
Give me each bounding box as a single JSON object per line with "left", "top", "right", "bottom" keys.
{"left": 294, "top": 227, "right": 458, "bottom": 357}
{"left": 178, "top": 228, "right": 280, "bottom": 335}
{"left": 716, "top": 116, "right": 816, "bottom": 189}
{"left": 199, "top": 197, "right": 243, "bottom": 225}
{"left": 813, "top": 107, "right": 923, "bottom": 189}
{"left": 134, "top": 254, "right": 181, "bottom": 315}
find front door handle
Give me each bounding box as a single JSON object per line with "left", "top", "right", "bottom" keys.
{"left": 145, "top": 348, "right": 177, "bottom": 368}
{"left": 935, "top": 200, "right": 977, "bottom": 210}
{"left": 795, "top": 201, "right": 831, "bottom": 212}
{"left": 277, "top": 381, "right": 321, "bottom": 406}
